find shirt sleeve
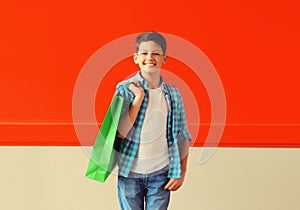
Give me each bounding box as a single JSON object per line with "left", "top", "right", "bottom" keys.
{"left": 115, "top": 81, "right": 133, "bottom": 117}
{"left": 177, "top": 91, "right": 192, "bottom": 143}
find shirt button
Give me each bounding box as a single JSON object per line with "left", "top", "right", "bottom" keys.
{"left": 171, "top": 156, "right": 174, "bottom": 161}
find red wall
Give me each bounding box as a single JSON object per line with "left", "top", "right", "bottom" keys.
{"left": 1, "top": 0, "right": 300, "bottom": 147}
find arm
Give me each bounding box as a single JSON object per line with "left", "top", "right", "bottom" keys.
{"left": 164, "top": 139, "right": 190, "bottom": 191}
{"left": 179, "top": 139, "right": 190, "bottom": 176}
{"left": 117, "top": 81, "right": 144, "bottom": 139}
{"left": 164, "top": 88, "right": 191, "bottom": 191}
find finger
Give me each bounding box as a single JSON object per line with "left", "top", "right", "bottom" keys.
{"left": 168, "top": 182, "right": 178, "bottom": 191}
{"left": 128, "top": 83, "right": 135, "bottom": 90}
{"left": 129, "top": 80, "right": 140, "bottom": 87}
{"left": 128, "top": 85, "right": 143, "bottom": 94}
{"left": 172, "top": 183, "right": 182, "bottom": 191}
{"left": 166, "top": 180, "right": 178, "bottom": 191}
{"left": 170, "top": 179, "right": 183, "bottom": 191}
{"left": 129, "top": 82, "right": 137, "bottom": 87}
{"left": 164, "top": 179, "right": 174, "bottom": 190}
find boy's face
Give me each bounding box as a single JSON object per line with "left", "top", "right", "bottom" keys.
{"left": 134, "top": 41, "right": 166, "bottom": 71}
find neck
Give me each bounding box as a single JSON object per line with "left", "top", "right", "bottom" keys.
{"left": 140, "top": 70, "right": 161, "bottom": 89}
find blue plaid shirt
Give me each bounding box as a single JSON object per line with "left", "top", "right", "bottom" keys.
{"left": 115, "top": 72, "right": 192, "bottom": 178}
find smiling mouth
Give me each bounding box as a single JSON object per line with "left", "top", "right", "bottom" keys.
{"left": 144, "top": 63, "right": 156, "bottom": 66}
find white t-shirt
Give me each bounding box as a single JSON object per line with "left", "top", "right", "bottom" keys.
{"left": 131, "top": 86, "right": 169, "bottom": 174}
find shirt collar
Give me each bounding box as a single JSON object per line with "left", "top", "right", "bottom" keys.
{"left": 133, "top": 71, "right": 169, "bottom": 94}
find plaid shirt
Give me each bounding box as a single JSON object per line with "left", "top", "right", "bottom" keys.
{"left": 115, "top": 72, "right": 192, "bottom": 178}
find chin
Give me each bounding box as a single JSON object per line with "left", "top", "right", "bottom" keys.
{"left": 140, "top": 67, "right": 161, "bottom": 72}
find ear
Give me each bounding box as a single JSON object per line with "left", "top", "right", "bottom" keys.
{"left": 133, "top": 53, "right": 138, "bottom": 64}
{"left": 163, "top": 55, "right": 167, "bottom": 64}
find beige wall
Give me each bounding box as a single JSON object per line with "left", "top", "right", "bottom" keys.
{"left": 0, "top": 147, "right": 299, "bottom": 210}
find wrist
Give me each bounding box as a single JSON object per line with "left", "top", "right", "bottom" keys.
{"left": 132, "top": 93, "right": 144, "bottom": 107}
{"left": 135, "top": 92, "right": 145, "bottom": 99}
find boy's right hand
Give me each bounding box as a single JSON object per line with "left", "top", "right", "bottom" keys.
{"left": 128, "top": 80, "right": 144, "bottom": 97}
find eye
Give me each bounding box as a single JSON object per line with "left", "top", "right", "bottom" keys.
{"left": 153, "top": 52, "right": 161, "bottom": 56}
{"left": 138, "top": 52, "right": 148, "bottom": 55}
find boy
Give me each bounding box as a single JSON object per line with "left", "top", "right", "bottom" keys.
{"left": 115, "top": 31, "right": 192, "bottom": 210}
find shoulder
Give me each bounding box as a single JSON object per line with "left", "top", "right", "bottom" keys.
{"left": 116, "top": 74, "right": 136, "bottom": 90}
{"left": 164, "top": 82, "right": 182, "bottom": 99}
{"left": 116, "top": 77, "right": 131, "bottom": 89}
{"left": 115, "top": 75, "right": 135, "bottom": 98}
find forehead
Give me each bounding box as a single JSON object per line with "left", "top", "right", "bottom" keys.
{"left": 138, "top": 41, "right": 163, "bottom": 52}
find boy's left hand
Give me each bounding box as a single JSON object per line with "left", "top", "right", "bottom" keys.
{"left": 164, "top": 176, "right": 185, "bottom": 191}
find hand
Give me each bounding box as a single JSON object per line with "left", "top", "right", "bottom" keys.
{"left": 164, "top": 176, "right": 185, "bottom": 191}
{"left": 128, "top": 80, "right": 144, "bottom": 97}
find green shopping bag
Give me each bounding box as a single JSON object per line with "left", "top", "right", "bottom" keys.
{"left": 85, "top": 95, "right": 123, "bottom": 183}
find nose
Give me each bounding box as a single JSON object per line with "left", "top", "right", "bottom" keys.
{"left": 146, "top": 52, "right": 154, "bottom": 60}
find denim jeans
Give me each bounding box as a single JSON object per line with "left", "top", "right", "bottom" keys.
{"left": 117, "top": 167, "right": 170, "bottom": 210}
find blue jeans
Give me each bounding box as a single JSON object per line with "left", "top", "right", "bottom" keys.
{"left": 118, "top": 168, "right": 170, "bottom": 210}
